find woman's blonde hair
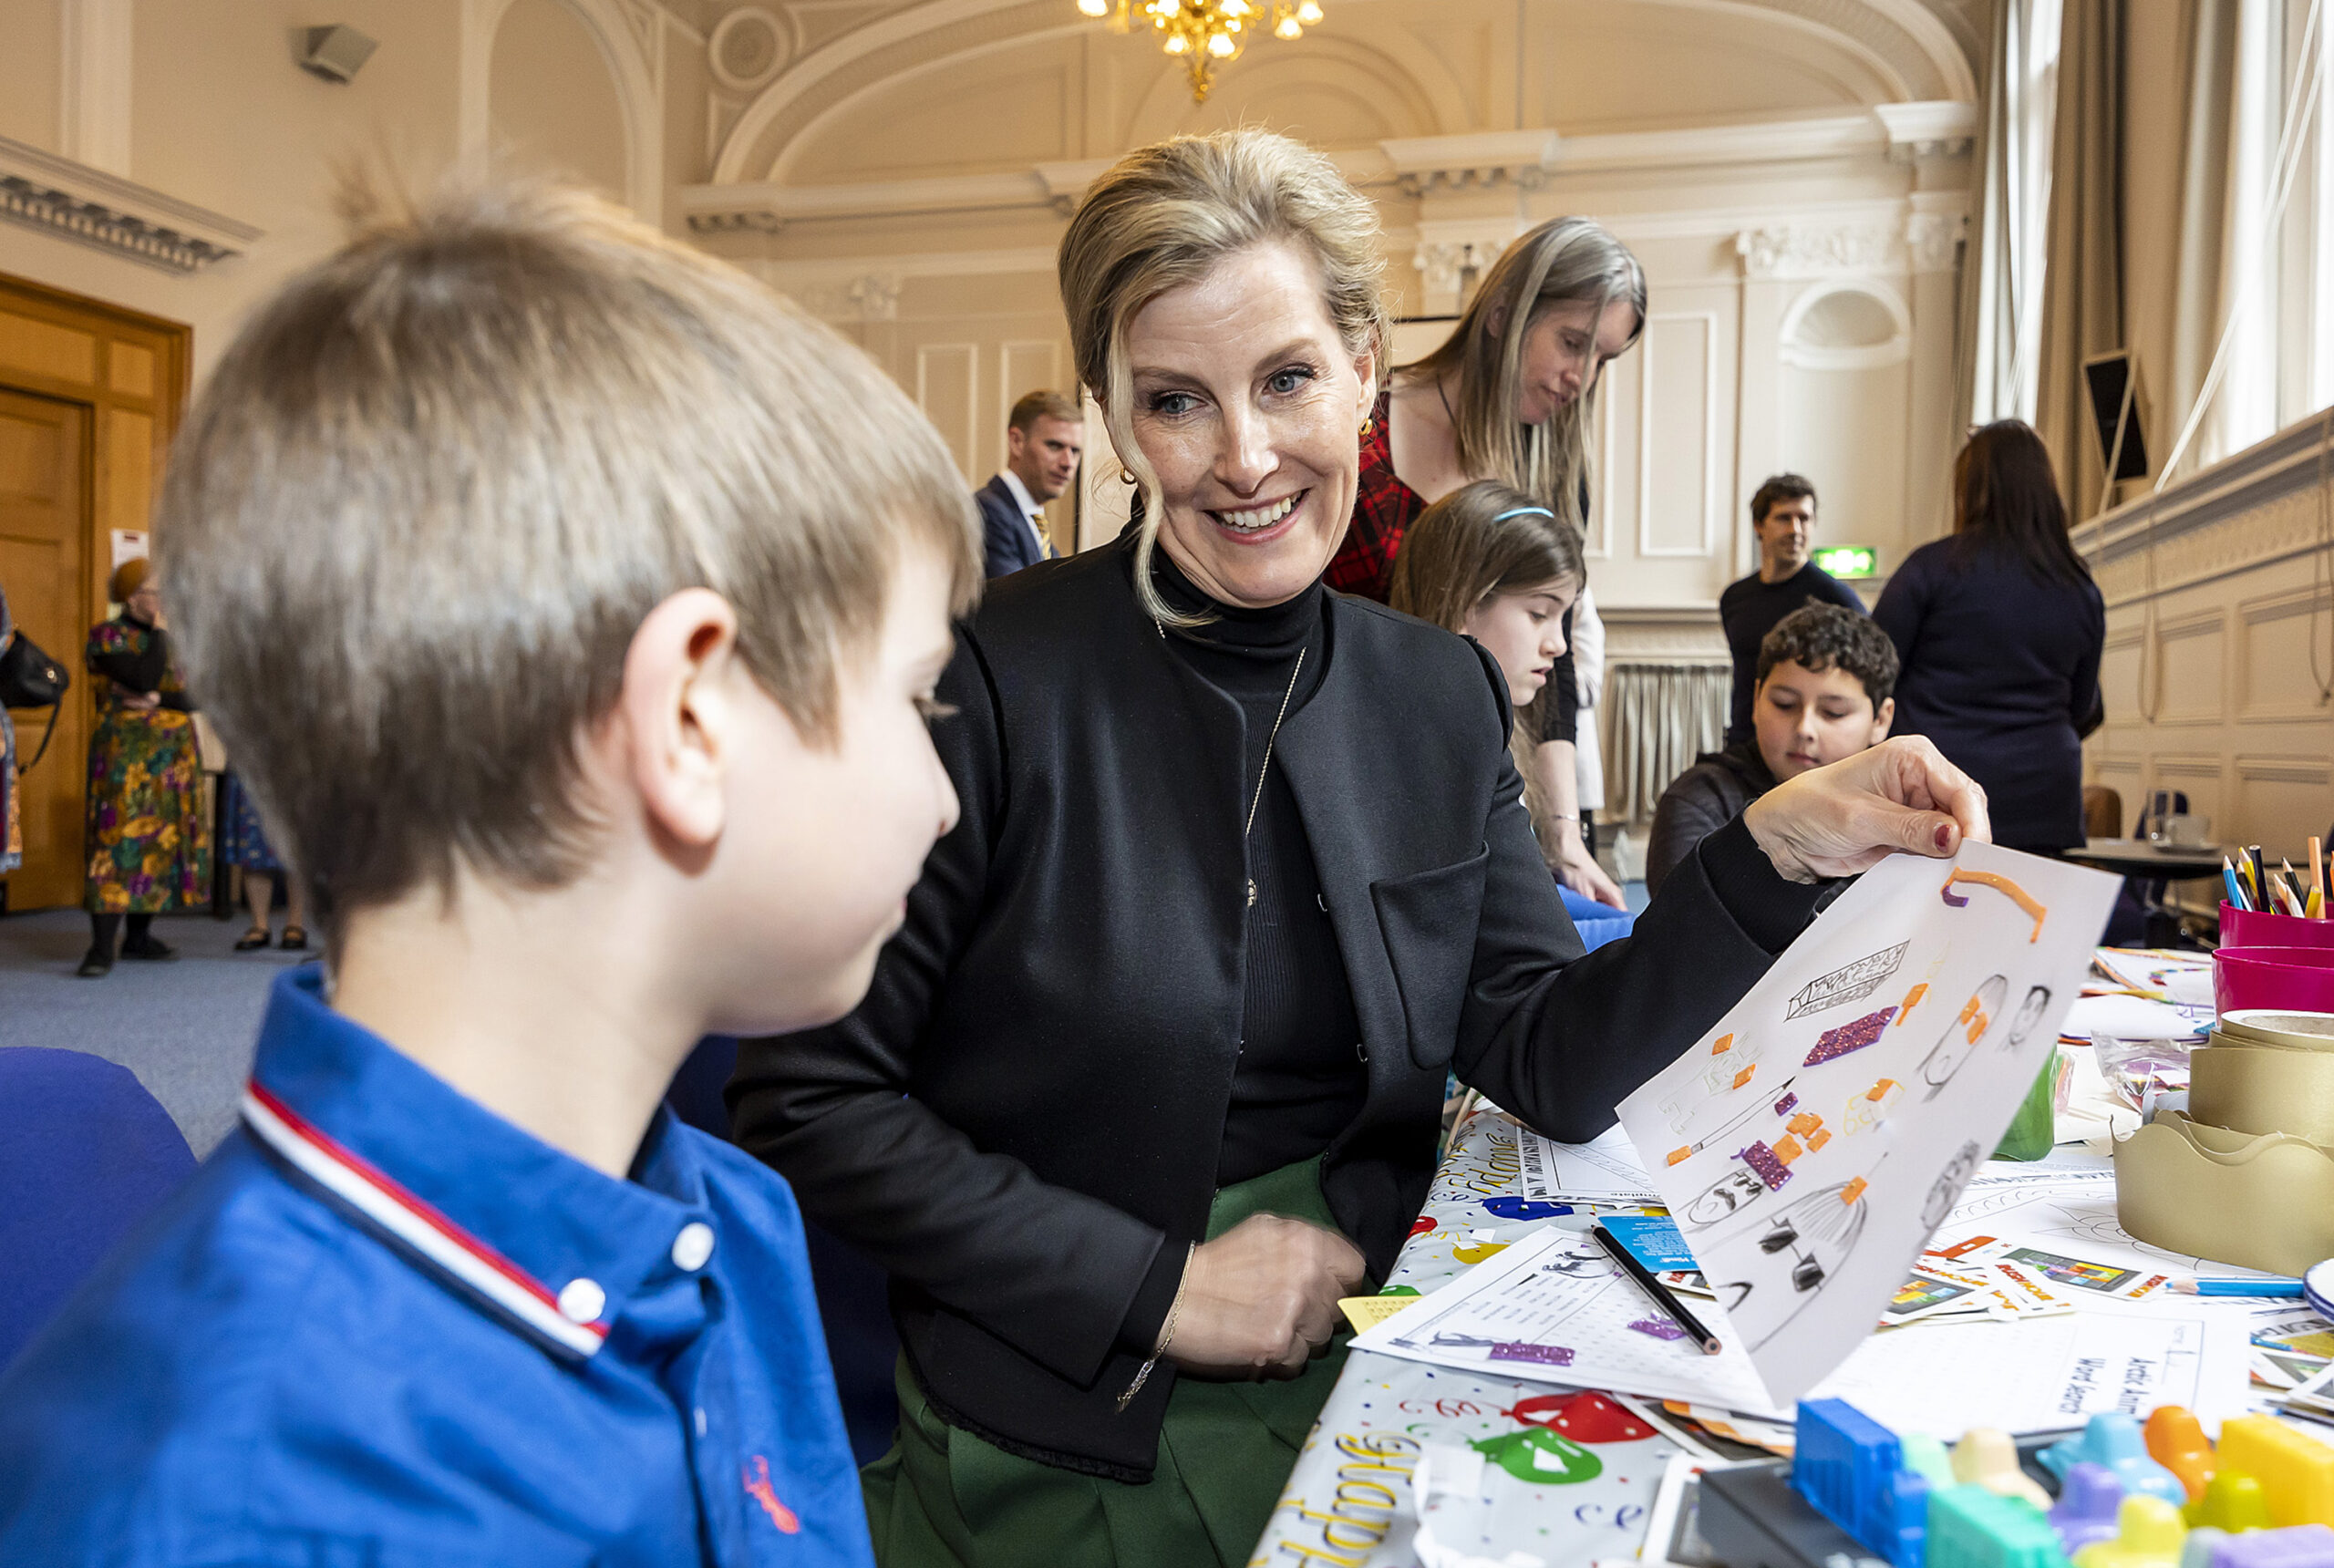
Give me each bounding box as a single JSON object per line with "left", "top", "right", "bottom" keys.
{"left": 1400, "top": 217, "right": 1647, "bottom": 534}
{"left": 1059, "top": 129, "right": 1388, "bottom": 625}
{"left": 1389, "top": 479, "right": 1585, "bottom": 828}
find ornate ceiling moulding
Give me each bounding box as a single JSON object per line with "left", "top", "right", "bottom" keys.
{"left": 1382, "top": 131, "right": 1560, "bottom": 198}
{"left": 0, "top": 134, "right": 260, "bottom": 273}
{"left": 1734, "top": 205, "right": 1967, "bottom": 282}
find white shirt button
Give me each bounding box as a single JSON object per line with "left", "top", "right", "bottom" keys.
{"left": 671, "top": 1222, "right": 716, "bottom": 1272}
{"left": 557, "top": 1277, "right": 606, "bottom": 1324}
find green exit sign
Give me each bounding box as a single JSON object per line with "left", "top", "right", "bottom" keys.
{"left": 1813, "top": 545, "right": 1878, "bottom": 580}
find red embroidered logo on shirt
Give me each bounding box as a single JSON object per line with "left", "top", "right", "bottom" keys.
{"left": 743, "top": 1455, "right": 801, "bottom": 1534}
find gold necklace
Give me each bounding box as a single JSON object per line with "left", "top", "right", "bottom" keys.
{"left": 1243, "top": 648, "right": 1306, "bottom": 908}
{"left": 1156, "top": 617, "right": 1306, "bottom": 909}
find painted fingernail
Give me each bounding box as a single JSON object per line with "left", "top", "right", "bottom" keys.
{"left": 1934, "top": 823, "right": 1954, "bottom": 852}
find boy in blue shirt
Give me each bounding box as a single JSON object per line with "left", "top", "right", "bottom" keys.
{"left": 0, "top": 181, "right": 981, "bottom": 1565}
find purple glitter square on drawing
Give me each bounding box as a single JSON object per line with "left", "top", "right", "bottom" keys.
{"left": 1802, "top": 1006, "right": 1898, "bottom": 1066}
{"left": 1738, "top": 1140, "right": 1792, "bottom": 1190}
{"left": 1630, "top": 1317, "right": 1688, "bottom": 1341}
{"left": 1489, "top": 1342, "right": 1575, "bottom": 1367}
{"left": 1772, "top": 1091, "right": 1799, "bottom": 1116}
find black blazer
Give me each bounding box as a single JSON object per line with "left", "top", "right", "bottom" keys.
{"left": 975, "top": 474, "right": 1052, "bottom": 579}
{"left": 728, "top": 536, "right": 1818, "bottom": 1479}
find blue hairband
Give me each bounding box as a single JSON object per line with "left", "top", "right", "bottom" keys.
{"left": 1492, "top": 506, "right": 1556, "bottom": 521}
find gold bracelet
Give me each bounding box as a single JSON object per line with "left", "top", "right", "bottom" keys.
{"left": 1116, "top": 1241, "right": 1197, "bottom": 1412}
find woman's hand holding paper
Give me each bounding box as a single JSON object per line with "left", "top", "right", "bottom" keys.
{"left": 1743, "top": 736, "right": 1992, "bottom": 882}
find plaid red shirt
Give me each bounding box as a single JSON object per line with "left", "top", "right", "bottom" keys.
{"left": 1325, "top": 390, "right": 1410, "bottom": 602}
{"left": 1325, "top": 388, "right": 1577, "bottom": 745}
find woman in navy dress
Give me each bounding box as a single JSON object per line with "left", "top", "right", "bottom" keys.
{"left": 1874, "top": 421, "right": 2106, "bottom": 853}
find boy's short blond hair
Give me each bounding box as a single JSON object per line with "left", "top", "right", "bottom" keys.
{"left": 160, "top": 181, "right": 980, "bottom": 924}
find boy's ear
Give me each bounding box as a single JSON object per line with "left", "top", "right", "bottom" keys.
{"left": 618, "top": 588, "right": 741, "bottom": 857}
{"left": 1870, "top": 696, "right": 1895, "bottom": 744}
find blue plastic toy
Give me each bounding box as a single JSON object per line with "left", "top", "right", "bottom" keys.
{"left": 1795, "top": 1398, "right": 1934, "bottom": 1568}
{"left": 2040, "top": 1415, "right": 2189, "bottom": 1509}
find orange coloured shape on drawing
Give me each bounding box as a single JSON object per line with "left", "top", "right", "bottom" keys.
{"left": 1711, "top": 1034, "right": 1734, "bottom": 1056}
{"left": 1667, "top": 1147, "right": 1692, "bottom": 1166}
{"left": 1966, "top": 1011, "right": 1991, "bottom": 1045}
{"left": 1807, "top": 1130, "right": 1832, "bottom": 1151}
{"left": 1896, "top": 984, "right": 1929, "bottom": 1023}
{"left": 1866, "top": 1078, "right": 1901, "bottom": 1101}
{"left": 1772, "top": 1136, "right": 1803, "bottom": 1165}
{"left": 1732, "top": 1065, "right": 1757, "bottom": 1088}
{"left": 1787, "top": 1112, "right": 1823, "bottom": 1139}
{"left": 1841, "top": 1178, "right": 1867, "bottom": 1204}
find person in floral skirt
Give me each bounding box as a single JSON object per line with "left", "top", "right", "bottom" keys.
{"left": 79, "top": 558, "right": 209, "bottom": 976}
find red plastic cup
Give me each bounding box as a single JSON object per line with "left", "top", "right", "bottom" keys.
{"left": 2215, "top": 944, "right": 2334, "bottom": 1014}
{"left": 2222, "top": 903, "right": 2334, "bottom": 949}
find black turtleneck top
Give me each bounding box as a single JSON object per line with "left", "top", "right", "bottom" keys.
{"left": 1116, "top": 551, "right": 1370, "bottom": 1348}
{"left": 1152, "top": 551, "right": 1367, "bottom": 1187}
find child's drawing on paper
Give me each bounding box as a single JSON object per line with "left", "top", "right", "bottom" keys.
{"left": 1616, "top": 843, "right": 2119, "bottom": 1408}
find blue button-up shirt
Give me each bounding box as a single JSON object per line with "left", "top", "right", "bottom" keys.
{"left": 0, "top": 967, "right": 875, "bottom": 1568}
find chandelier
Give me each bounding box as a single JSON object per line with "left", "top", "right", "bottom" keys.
{"left": 1076, "top": 0, "right": 1324, "bottom": 103}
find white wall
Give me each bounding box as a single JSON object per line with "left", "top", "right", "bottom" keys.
{"left": 2076, "top": 421, "right": 2334, "bottom": 874}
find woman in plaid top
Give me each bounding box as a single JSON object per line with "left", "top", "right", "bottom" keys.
{"left": 1326, "top": 218, "right": 1646, "bottom": 906}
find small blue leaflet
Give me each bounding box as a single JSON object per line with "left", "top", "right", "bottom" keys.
{"left": 1599, "top": 1215, "right": 1699, "bottom": 1273}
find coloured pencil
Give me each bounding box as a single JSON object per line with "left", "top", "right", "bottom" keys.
{"left": 2312, "top": 836, "right": 2328, "bottom": 913}
{"left": 2225, "top": 858, "right": 2251, "bottom": 913}
{"left": 1590, "top": 1223, "right": 1722, "bottom": 1355}
{"left": 2172, "top": 1276, "right": 2304, "bottom": 1296}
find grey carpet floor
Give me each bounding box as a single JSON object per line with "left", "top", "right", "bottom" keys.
{"left": 0, "top": 909, "right": 310, "bottom": 1157}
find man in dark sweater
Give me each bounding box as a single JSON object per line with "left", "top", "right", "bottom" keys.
{"left": 1719, "top": 474, "right": 1866, "bottom": 742}
{"left": 1647, "top": 604, "right": 1897, "bottom": 895}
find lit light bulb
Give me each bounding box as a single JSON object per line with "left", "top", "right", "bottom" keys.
{"left": 1224, "top": 17, "right": 1240, "bottom": 30}
{"left": 1275, "top": 15, "right": 1300, "bottom": 36}
{"left": 1164, "top": 31, "right": 1188, "bottom": 50}
{"left": 1078, "top": 0, "right": 1108, "bottom": 15}
{"left": 1221, "top": 0, "right": 1247, "bottom": 15}
{"left": 1208, "top": 29, "right": 1234, "bottom": 53}
{"left": 1296, "top": 0, "right": 1322, "bottom": 21}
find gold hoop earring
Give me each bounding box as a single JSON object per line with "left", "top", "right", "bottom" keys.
{"left": 1120, "top": 470, "right": 1138, "bottom": 486}
{"left": 1359, "top": 415, "right": 1376, "bottom": 439}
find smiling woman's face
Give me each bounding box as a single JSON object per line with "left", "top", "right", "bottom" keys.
{"left": 1122, "top": 242, "right": 1376, "bottom": 609}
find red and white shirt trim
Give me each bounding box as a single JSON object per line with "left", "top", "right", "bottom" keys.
{"left": 239, "top": 1081, "right": 608, "bottom": 1358}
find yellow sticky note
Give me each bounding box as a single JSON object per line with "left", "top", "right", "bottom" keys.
{"left": 1339, "top": 1295, "right": 1418, "bottom": 1334}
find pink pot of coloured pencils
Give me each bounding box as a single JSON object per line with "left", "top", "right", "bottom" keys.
{"left": 2215, "top": 944, "right": 2334, "bottom": 1015}
{"left": 2221, "top": 904, "right": 2334, "bottom": 950}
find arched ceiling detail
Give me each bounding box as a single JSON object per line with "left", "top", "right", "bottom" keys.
{"left": 713, "top": 0, "right": 1977, "bottom": 186}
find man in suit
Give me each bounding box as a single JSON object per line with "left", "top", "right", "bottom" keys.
{"left": 1718, "top": 473, "right": 1866, "bottom": 743}
{"left": 976, "top": 390, "right": 1083, "bottom": 578}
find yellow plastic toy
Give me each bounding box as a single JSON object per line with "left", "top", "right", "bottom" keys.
{"left": 2215, "top": 1416, "right": 2334, "bottom": 1527}
{"left": 2185, "top": 1469, "right": 2272, "bottom": 1533}
{"left": 2072, "top": 1496, "right": 2189, "bottom": 1568}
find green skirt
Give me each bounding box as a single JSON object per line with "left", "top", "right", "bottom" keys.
{"left": 861, "top": 1157, "right": 1353, "bottom": 1568}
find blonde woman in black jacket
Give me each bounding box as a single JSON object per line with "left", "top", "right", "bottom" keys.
{"left": 729, "top": 129, "right": 1988, "bottom": 1568}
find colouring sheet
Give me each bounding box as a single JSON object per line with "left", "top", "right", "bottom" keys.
{"left": 1514, "top": 1124, "right": 1660, "bottom": 1204}
{"left": 1615, "top": 844, "right": 2120, "bottom": 1408}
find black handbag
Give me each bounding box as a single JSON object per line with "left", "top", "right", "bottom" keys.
{"left": 0, "top": 629, "right": 69, "bottom": 773}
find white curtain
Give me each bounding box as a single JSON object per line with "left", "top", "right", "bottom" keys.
{"left": 1599, "top": 664, "right": 1730, "bottom": 826}
{"left": 1965, "top": 0, "right": 2068, "bottom": 427}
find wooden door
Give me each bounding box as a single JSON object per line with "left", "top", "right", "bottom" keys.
{"left": 0, "top": 388, "right": 92, "bottom": 911}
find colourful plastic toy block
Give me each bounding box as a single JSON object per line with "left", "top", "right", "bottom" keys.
{"left": 2041, "top": 1415, "right": 2189, "bottom": 1508}
{"left": 2146, "top": 1409, "right": 2215, "bottom": 1504}
{"left": 1904, "top": 1436, "right": 1957, "bottom": 1489}
{"left": 1794, "top": 1398, "right": 1932, "bottom": 1568}
{"left": 2209, "top": 1524, "right": 2334, "bottom": 1568}
{"left": 1927, "top": 1483, "right": 2072, "bottom": 1568}
{"left": 2183, "top": 1528, "right": 2228, "bottom": 1568}
{"left": 1957, "top": 1429, "right": 2053, "bottom": 1510}
{"left": 2187, "top": 1471, "right": 2272, "bottom": 1534}
{"left": 2072, "top": 1496, "right": 2188, "bottom": 1568}
{"left": 2215, "top": 1418, "right": 2334, "bottom": 1528}
{"left": 2052, "top": 1465, "right": 2129, "bottom": 1554}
